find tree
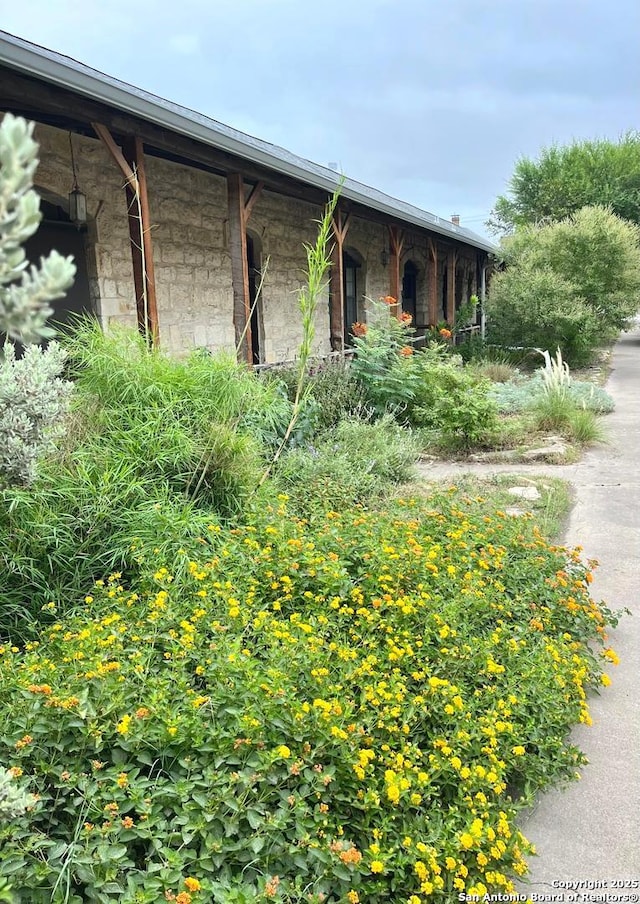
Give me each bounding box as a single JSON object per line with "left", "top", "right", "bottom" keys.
{"left": 487, "top": 206, "right": 640, "bottom": 364}
{"left": 488, "top": 133, "right": 640, "bottom": 236}
{"left": 0, "top": 113, "right": 76, "bottom": 344}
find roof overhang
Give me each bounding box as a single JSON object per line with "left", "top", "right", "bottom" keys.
{"left": 0, "top": 30, "right": 497, "bottom": 254}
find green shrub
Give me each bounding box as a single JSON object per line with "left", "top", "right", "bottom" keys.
{"left": 274, "top": 415, "right": 418, "bottom": 515}
{"left": 487, "top": 205, "right": 640, "bottom": 364}
{"left": 0, "top": 494, "right": 619, "bottom": 902}
{"left": 466, "top": 358, "right": 519, "bottom": 384}
{"left": 0, "top": 325, "right": 295, "bottom": 636}
{"left": 263, "top": 358, "right": 367, "bottom": 435}
{"left": 349, "top": 299, "right": 422, "bottom": 416}
{"left": 567, "top": 409, "right": 606, "bottom": 445}
{"left": 410, "top": 364, "right": 499, "bottom": 450}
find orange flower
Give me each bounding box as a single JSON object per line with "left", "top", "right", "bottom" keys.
{"left": 399, "top": 346, "right": 414, "bottom": 357}
{"left": 28, "top": 684, "right": 52, "bottom": 695}
{"left": 382, "top": 295, "right": 396, "bottom": 305}
{"left": 15, "top": 734, "right": 33, "bottom": 750}
{"left": 121, "top": 816, "right": 134, "bottom": 829}
{"left": 184, "top": 878, "right": 201, "bottom": 892}
{"left": 265, "top": 875, "right": 280, "bottom": 898}
{"left": 175, "top": 894, "right": 192, "bottom": 904}
{"left": 351, "top": 321, "right": 368, "bottom": 337}
{"left": 400, "top": 311, "right": 413, "bottom": 324}
{"left": 439, "top": 328, "right": 452, "bottom": 339}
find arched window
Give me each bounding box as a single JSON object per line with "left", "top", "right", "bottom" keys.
{"left": 27, "top": 192, "right": 95, "bottom": 335}
{"left": 343, "top": 247, "right": 366, "bottom": 345}
{"left": 401, "top": 260, "right": 418, "bottom": 324}
{"left": 246, "top": 230, "right": 264, "bottom": 364}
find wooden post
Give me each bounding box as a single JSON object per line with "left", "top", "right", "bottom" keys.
{"left": 94, "top": 124, "right": 159, "bottom": 346}
{"left": 227, "top": 173, "right": 252, "bottom": 364}
{"left": 388, "top": 225, "right": 404, "bottom": 317}
{"left": 427, "top": 238, "right": 438, "bottom": 327}
{"left": 446, "top": 248, "right": 457, "bottom": 325}
{"left": 329, "top": 209, "right": 351, "bottom": 350}
{"left": 226, "top": 174, "right": 264, "bottom": 364}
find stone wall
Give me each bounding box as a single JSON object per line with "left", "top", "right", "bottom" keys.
{"left": 23, "top": 121, "right": 483, "bottom": 362}
{"left": 33, "top": 124, "right": 137, "bottom": 330}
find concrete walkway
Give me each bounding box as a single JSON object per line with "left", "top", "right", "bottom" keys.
{"left": 418, "top": 327, "right": 640, "bottom": 891}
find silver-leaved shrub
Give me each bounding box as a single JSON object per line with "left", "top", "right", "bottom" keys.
{"left": 0, "top": 113, "right": 76, "bottom": 344}
{"left": 0, "top": 341, "right": 73, "bottom": 486}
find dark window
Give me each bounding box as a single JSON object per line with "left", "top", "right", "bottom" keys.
{"left": 402, "top": 261, "right": 418, "bottom": 324}
{"left": 246, "top": 234, "right": 261, "bottom": 364}
{"left": 343, "top": 252, "right": 360, "bottom": 345}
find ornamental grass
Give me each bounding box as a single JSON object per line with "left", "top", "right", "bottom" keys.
{"left": 0, "top": 492, "right": 618, "bottom": 903}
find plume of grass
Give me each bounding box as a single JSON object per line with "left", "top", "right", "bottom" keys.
{"left": 259, "top": 186, "right": 341, "bottom": 484}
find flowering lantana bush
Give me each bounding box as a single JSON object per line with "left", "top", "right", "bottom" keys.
{"left": 0, "top": 492, "right": 618, "bottom": 903}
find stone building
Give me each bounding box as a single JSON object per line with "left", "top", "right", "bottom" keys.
{"left": 0, "top": 31, "right": 495, "bottom": 364}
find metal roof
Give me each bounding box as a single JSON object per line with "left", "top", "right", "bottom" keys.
{"left": 0, "top": 30, "right": 496, "bottom": 254}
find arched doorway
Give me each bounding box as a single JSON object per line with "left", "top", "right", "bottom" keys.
{"left": 246, "top": 231, "right": 264, "bottom": 364}
{"left": 401, "top": 260, "right": 418, "bottom": 324}
{"left": 24, "top": 194, "right": 94, "bottom": 336}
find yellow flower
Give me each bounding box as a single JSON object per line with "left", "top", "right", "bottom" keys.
{"left": 370, "top": 860, "right": 385, "bottom": 874}
{"left": 276, "top": 745, "right": 291, "bottom": 759}
{"left": 116, "top": 715, "right": 131, "bottom": 735}
{"left": 445, "top": 857, "right": 456, "bottom": 870}
{"left": 347, "top": 893, "right": 360, "bottom": 903}
{"left": 511, "top": 745, "right": 526, "bottom": 756}
{"left": 460, "top": 832, "right": 474, "bottom": 849}
{"left": 184, "top": 877, "right": 202, "bottom": 892}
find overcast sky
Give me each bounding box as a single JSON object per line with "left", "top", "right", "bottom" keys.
{"left": 1, "top": 0, "right": 639, "bottom": 236}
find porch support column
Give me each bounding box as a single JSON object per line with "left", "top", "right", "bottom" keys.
{"left": 426, "top": 239, "right": 438, "bottom": 326}
{"left": 93, "top": 123, "right": 159, "bottom": 346}
{"left": 388, "top": 225, "right": 404, "bottom": 317}
{"left": 446, "top": 247, "right": 457, "bottom": 325}
{"left": 329, "top": 209, "right": 351, "bottom": 351}
{"left": 226, "top": 174, "right": 264, "bottom": 364}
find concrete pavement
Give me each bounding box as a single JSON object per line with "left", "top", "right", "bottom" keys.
{"left": 516, "top": 326, "right": 640, "bottom": 892}
{"left": 418, "top": 327, "right": 640, "bottom": 891}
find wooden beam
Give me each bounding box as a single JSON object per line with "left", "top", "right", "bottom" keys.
{"left": 388, "top": 225, "right": 404, "bottom": 317}
{"left": 446, "top": 248, "right": 457, "bottom": 325}
{"left": 227, "top": 172, "right": 252, "bottom": 364}
{"left": 329, "top": 209, "right": 350, "bottom": 351}
{"left": 427, "top": 239, "right": 439, "bottom": 327}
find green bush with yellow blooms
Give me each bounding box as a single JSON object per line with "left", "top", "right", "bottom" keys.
{"left": 0, "top": 491, "right": 619, "bottom": 903}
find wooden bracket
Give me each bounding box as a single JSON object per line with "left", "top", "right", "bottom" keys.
{"left": 92, "top": 122, "right": 139, "bottom": 192}
{"left": 244, "top": 181, "right": 264, "bottom": 222}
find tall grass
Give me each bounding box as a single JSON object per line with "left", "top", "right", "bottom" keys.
{"left": 0, "top": 324, "right": 293, "bottom": 638}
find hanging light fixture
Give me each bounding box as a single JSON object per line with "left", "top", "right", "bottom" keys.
{"left": 380, "top": 226, "right": 389, "bottom": 267}
{"left": 68, "top": 133, "right": 87, "bottom": 227}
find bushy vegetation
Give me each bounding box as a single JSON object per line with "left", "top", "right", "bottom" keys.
{"left": 0, "top": 119, "right": 622, "bottom": 904}
{"left": 0, "top": 493, "right": 619, "bottom": 903}
{"left": 274, "top": 416, "right": 418, "bottom": 516}
{"left": 348, "top": 299, "right": 498, "bottom": 449}
{"left": 489, "top": 132, "right": 640, "bottom": 235}
{"left": 489, "top": 375, "right": 614, "bottom": 416}
{"left": 0, "top": 325, "right": 293, "bottom": 637}
{"left": 0, "top": 342, "right": 72, "bottom": 487}
{"left": 487, "top": 206, "right": 640, "bottom": 364}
